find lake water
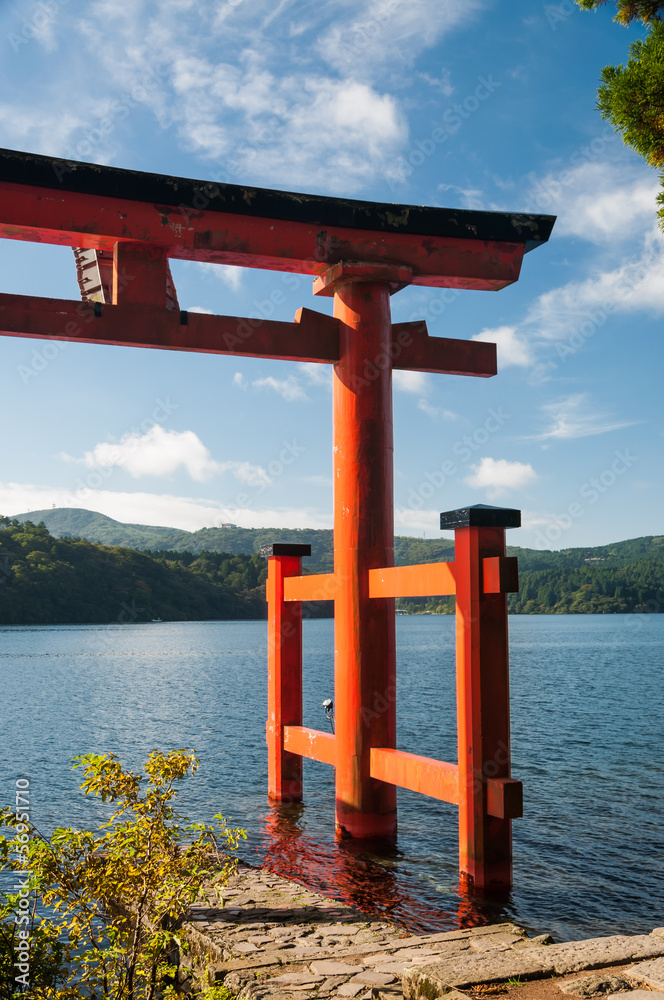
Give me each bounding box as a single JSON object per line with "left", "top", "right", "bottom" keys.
{"left": 0, "top": 615, "right": 662, "bottom": 942}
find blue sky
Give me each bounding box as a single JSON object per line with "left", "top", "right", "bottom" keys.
{"left": 0, "top": 0, "right": 661, "bottom": 549}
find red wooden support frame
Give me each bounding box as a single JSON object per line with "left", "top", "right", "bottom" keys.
{"left": 328, "top": 267, "right": 398, "bottom": 840}
{"left": 444, "top": 505, "right": 522, "bottom": 890}
{"left": 265, "top": 544, "right": 309, "bottom": 804}
{"left": 265, "top": 504, "right": 522, "bottom": 889}
{"left": 0, "top": 148, "right": 554, "bottom": 892}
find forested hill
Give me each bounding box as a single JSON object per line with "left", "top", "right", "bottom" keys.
{"left": 0, "top": 518, "right": 269, "bottom": 625}
{"left": 14, "top": 507, "right": 458, "bottom": 570}
{"left": 5, "top": 510, "right": 664, "bottom": 621}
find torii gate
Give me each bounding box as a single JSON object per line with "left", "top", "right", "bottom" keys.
{"left": 0, "top": 148, "right": 554, "bottom": 889}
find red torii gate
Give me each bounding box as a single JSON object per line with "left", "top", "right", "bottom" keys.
{"left": 0, "top": 148, "right": 554, "bottom": 889}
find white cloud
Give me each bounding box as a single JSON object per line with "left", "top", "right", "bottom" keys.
{"left": 527, "top": 161, "right": 660, "bottom": 244}
{"left": 417, "top": 399, "right": 458, "bottom": 421}
{"left": 0, "top": 482, "right": 331, "bottom": 532}
{"left": 393, "top": 370, "right": 430, "bottom": 394}
{"left": 534, "top": 394, "right": 638, "bottom": 441}
{"left": 299, "top": 362, "right": 332, "bottom": 387}
{"left": 471, "top": 325, "right": 533, "bottom": 367}
{"left": 438, "top": 183, "right": 485, "bottom": 211}
{"left": 317, "top": 0, "right": 485, "bottom": 74}
{"left": 394, "top": 506, "right": 442, "bottom": 535}
{"left": 0, "top": 104, "right": 87, "bottom": 158}
{"left": 233, "top": 370, "right": 315, "bottom": 400}
{"left": 0, "top": 1, "right": 419, "bottom": 193}
{"left": 61, "top": 426, "right": 223, "bottom": 482}
{"left": 76, "top": 4, "right": 408, "bottom": 191}
{"left": 524, "top": 227, "right": 664, "bottom": 343}
{"left": 188, "top": 261, "right": 243, "bottom": 291}
{"left": 251, "top": 375, "right": 309, "bottom": 402}
{"left": 464, "top": 457, "right": 538, "bottom": 498}
{"left": 418, "top": 69, "right": 454, "bottom": 96}
{"left": 227, "top": 461, "right": 271, "bottom": 488}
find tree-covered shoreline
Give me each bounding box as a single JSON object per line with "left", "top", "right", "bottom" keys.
{"left": 2, "top": 516, "right": 664, "bottom": 624}
{"left": 0, "top": 518, "right": 268, "bottom": 625}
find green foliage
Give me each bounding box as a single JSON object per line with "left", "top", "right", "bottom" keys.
{"left": 596, "top": 21, "right": 664, "bottom": 169}
{"left": 576, "top": 2, "right": 664, "bottom": 229}
{"left": 13, "top": 508, "right": 335, "bottom": 566}
{"left": 4, "top": 514, "right": 664, "bottom": 621}
{"left": 398, "top": 536, "right": 664, "bottom": 615}
{"left": 0, "top": 519, "right": 269, "bottom": 624}
{"left": 0, "top": 749, "right": 246, "bottom": 999}
{"left": 576, "top": 0, "right": 664, "bottom": 25}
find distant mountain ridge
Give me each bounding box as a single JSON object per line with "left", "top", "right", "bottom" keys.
{"left": 12, "top": 506, "right": 664, "bottom": 567}
{"left": 12, "top": 507, "right": 337, "bottom": 567}
{"left": 14, "top": 508, "right": 190, "bottom": 549}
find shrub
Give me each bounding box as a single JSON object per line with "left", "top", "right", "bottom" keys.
{"left": 0, "top": 749, "right": 246, "bottom": 999}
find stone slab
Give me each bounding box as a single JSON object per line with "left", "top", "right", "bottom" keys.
{"left": 469, "top": 933, "right": 524, "bottom": 951}
{"left": 561, "top": 974, "right": 635, "bottom": 997}
{"left": 321, "top": 975, "right": 351, "bottom": 991}
{"left": 267, "top": 973, "right": 324, "bottom": 985}
{"left": 238, "top": 986, "right": 301, "bottom": 1000}
{"left": 338, "top": 985, "right": 366, "bottom": 998}
{"left": 350, "top": 971, "right": 397, "bottom": 986}
{"left": 373, "top": 962, "right": 410, "bottom": 975}
{"left": 391, "top": 947, "right": 440, "bottom": 959}
{"left": 399, "top": 942, "right": 471, "bottom": 960}
{"left": 209, "top": 955, "right": 284, "bottom": 981}
{"left": 311, "top": 960, "right": 367, "bottom": 976}
{"left": 403, "top": 934, "right": 664, "bottom": 998}
{"left": 403, "top": 949, "right": 555, "bottom": 994}
{"left": 608, "top": 993, "right": 661, "bottom": 1000}
{"left": 541, "top": 935, "right": 664, "bottom": 975}
{"left": 627, "top": 957, "right": 664, "bottom": 990}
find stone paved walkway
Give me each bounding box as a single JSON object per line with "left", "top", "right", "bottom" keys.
{"left": 179, "top": 862, "right": 664, "bottom": 1000}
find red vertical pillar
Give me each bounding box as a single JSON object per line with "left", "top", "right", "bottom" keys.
{"left": 446, "top": 504, "right": 520, "bottom": 889}
{"left": 112, "top": 241, "right": 169, "bottom": 306}
{"left": 314, "top": 263, "right": 409, "bottom": 839}
{"left": 264, "top": 543, "right": 311, "bottom": 803}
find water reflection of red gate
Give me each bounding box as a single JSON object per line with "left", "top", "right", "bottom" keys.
{"left": 260, "top": 804, "right": 505, "bottom": 932}
{"left": 0, "top": 146, "right": 554, "bottom": 891}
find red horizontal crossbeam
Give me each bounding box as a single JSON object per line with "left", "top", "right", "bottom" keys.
{"left": 0, "top": 178, "right": 527, "bottom": 291}
{"left": 279, "top": 740, "right": 522, "bottom": 818}
{"left": 368, "top": 562, "right": 457, "bottom": 598}
{"left": 0, "top": 294, "right": 497, "bottom": 378}
{"left": 393, "top": 322, "right": 496, "bottom": 377}
{"left": 282, "top": 574, "right": 338, "bottom": 602}
{"left": 370, "top": 748, "right": 459, "bottom": 804}
{"left": 278, "top": 556, "right": 518, "bottom": 605}
{"left": 283, "top": 726, "right": 336, "bottom": 766}
{"left": 369, "top": 748, "right": 522, "bottom": 818}
{"left": 0, "top": 293, "right": 338, "bottom": 362}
